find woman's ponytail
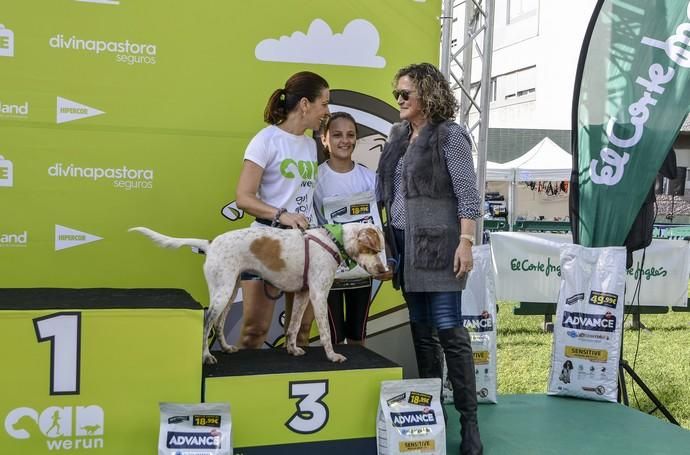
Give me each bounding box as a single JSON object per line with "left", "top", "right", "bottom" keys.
{"left": 263, "top": 88, "right": 288, "bottom": 124}
{"left": 262, "top": 72, "right": 329, "bottom": 125}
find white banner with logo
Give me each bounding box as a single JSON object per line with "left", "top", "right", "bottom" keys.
{"left": 491, "top": 232, "right": 690, "bottom": 307}
{"left": 491, "top": 232, "right": 572, "bottom": 303}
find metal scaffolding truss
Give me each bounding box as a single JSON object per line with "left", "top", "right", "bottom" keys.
{"left": 440, "top": 0, "right": 495, "bottom": 239}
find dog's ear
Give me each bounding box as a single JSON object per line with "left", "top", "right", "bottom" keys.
{"left": 357, "top": 227, "right": 382, "bottom": 254}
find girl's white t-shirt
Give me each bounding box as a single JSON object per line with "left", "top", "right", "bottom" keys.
{"left": 244, "top": 125, "right": 318, "bottom": 226}
{"left": 314, "top": 161, "right": 376, "bottom": 224}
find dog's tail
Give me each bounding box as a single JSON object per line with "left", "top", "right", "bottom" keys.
{"left": 128, "top": 227, "right": 210, "bottom": 253}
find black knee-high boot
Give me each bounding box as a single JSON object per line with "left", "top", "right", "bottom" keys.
{"left": 439, "top": 327, "right": 483, "bottom": 455}
{"left": 409, "top": 323, "right": 443, "bottom": 379}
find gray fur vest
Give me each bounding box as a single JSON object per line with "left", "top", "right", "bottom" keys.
{"left": 378, "top": 120, "right": 465, "bottom": 292}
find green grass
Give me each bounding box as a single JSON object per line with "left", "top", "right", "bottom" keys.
{"left": 496, "top": 302, "right": 690, "bottom": 430}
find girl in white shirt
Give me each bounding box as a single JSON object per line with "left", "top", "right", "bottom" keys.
{"left": 235, "top": 71, "right": 330, "bottom": 349}
{"left": 314, "top": 112, "right": 377, "bottom": 346}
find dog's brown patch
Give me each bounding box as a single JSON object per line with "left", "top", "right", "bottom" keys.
{"left": 357, "top": 228, "right": 382, "bottom": 254}
{"left": 250, "top": 236, "right": 286, "bottom": 271}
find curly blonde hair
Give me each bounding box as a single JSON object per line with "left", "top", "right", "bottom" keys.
{"left": 394, "top": 63, "right": 458, "bottom": 122}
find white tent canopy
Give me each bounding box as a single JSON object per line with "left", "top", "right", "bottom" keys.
{"left": 474, "top": 158, "right": 513, "bottom": 181}
{"left": 474, "top": 137, "right": 572, "bottom": 182}
{"left": 478, "top": 137, "right": 572, "bottom": 227}
{"left": 499, "top": 137, "right": 572, "bottom": 182}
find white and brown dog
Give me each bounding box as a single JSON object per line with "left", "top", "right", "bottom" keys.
{"left": 129, "top": 224, "right": 388, "bottom": 364}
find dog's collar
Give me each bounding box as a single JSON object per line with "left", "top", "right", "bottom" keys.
{"left": 321, "top": 224, "right": 356, "bottom": 270}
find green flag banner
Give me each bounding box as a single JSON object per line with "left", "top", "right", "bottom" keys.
{"left": 571, "top": 0, "right": 690, "bottom": 247}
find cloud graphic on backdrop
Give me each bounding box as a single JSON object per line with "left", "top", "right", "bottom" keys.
{"left": 255, "top": 18, "right": 386, "bottom": 68}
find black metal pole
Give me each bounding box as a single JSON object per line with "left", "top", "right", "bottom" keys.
{"left": 618, "top": 310, "right": 679, "bottom": 425}
{"left": 619, "top": 359, "right": 679, "bottom": 425}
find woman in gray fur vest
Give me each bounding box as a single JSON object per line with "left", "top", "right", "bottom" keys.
{"left": 377, "top": 63, "right": 482, "bottom": 455}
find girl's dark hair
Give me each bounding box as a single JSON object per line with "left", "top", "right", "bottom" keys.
{"left": 322, "top": 111, "right": 358, "bottom": 136}
{"left": 394, "top": 62, "right": 458, "bottom": 122}
{"left": 264, "top": 71, "right": 329, "bottom": 124}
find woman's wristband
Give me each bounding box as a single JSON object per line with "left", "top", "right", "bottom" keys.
{"left": 271, "top": 207, "right": 287, "bottom": 227}
{"left": 460, "top": 234, "right": 475, "bottom": 245}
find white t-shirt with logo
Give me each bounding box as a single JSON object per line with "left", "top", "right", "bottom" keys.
{"left": 244, "top": 125, "right": 318, "bottom": 226}
{"left": 314, "top": 161, "right": 376, "bottom": 225}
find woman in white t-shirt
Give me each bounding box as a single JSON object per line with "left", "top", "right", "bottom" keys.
{"left": 235, "top": 71, "right": 330, "bottom": 349}
{"left": 314, "top": 112, "right": 381, "bottom": 346}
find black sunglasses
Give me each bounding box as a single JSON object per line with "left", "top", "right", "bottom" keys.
{"left": 392, "top": 89, "right": 416, "bottom": 101}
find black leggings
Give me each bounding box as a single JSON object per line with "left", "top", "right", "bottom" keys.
{"left": 327, "top": 286, "right": 373, "bottom": 343}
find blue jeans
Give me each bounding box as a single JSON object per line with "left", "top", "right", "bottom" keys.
{"left": 405, "top": 291, "right": 463, "bottom": 330}
{"left": 393, "top": 227, "right": 464, "bottom": 330}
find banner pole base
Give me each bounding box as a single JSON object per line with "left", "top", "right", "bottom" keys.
{"left": 618, "top": 358, "right": 679, "bottom": 426}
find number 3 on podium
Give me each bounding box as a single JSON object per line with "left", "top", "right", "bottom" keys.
{"left": 285, "top": 380, "right": 329, "bottom": 434}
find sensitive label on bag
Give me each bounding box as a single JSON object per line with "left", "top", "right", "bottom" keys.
{"left": 565, "top": 346, "right": 608, "bottom": 362}
{"left": 399, "top": 439, "right": 436, "bottom": 452}
{"left": 473, "top": 350, "right": 490, "bottom": 365}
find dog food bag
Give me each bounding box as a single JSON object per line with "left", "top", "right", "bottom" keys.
{"left": 463, "top": 245, "right": 498, "bottom": 404}
{"left": 158, "top": 402, "right": 232, "bottom": 455}
{"left": 442, "top": 245, "right": 498, "bottom": 404}
{"left": 547, "top": 244, "right": 626, "bottom": 402}
{"left": 377, "top": 378, "right": 446, "bottom": 455}
{"left": 321, "top": 190, "right": 387, "bottom": 283}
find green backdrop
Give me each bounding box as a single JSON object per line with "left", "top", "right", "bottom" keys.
{"left": 1, "top": 0, "right": 440, "bottom": 314}
{"left": 2, "top": 2, "right": 441, "bottom": 453}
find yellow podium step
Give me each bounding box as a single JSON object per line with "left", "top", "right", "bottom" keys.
{"left": 0, "top": 288, "right": 204, "bottom": 455}
{"left": 203, "top": 345, "right": 402, "bottom": 454}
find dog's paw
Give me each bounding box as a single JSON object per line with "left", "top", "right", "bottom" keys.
{"left": 327, "top": 353, "right": 347, "bottom": 363}
{"left": 220, "top": 344, "right": 238, "bottom": 354}
{"left": 203, "top": 353, "right": 218, "bottom": 365}
{"left": 287, "top": 346, "right": 305, "bottom": 356}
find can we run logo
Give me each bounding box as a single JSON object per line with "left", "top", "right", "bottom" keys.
{"left": 5, "top": 404, "right": 105, "bottom": 450}
{"left": 49, "top": 32, "right": 156, "bottom": 65}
